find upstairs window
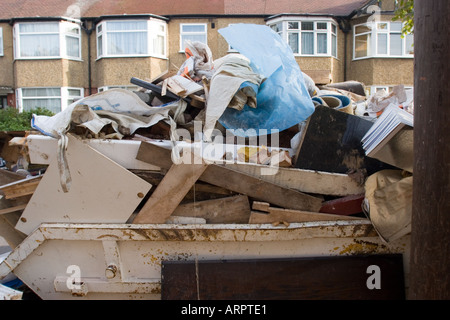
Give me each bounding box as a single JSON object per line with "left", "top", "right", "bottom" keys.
{"left": 180, "top": 23, "right": 207, "bottom": 52}
{"left": 14, "top": 21, "right": 81, "bottom": 60}
{"left": 96, "top": 19, "right": 167, "bottom": 58}
{"left": 353, "top": 21, "right": 414, "bottom": 59}
{"left": 0, "top": 27, "right": 3, "bottom": 56}
{"left": 269, "top": 19, "right": 338, "bottom": 58}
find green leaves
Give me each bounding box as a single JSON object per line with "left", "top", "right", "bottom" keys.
{"left": 393, "top": 0, "right": 414, "bottom": 36}
{"left": 0, "top": 107, "right": 54, "bottom": 131}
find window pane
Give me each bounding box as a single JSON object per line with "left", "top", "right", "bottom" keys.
{"left": 22, "top": 88, "right": 60, "bottom": 97}
{"left": 23, "top": 98, "right": 61, "bottom": 113}
{"left": 66, "top": 35, "right": 80, "bottom": 57}
{"left": 107, "top": 31, "right": 147, "bottom": 55}
{"left": 332, "top": 24, "right": 337, "bottom": 34}
{"left": 355, "top": 24, "right": 371, "bottom": 34}
{"left": 20, "top": 34, "right": 59, "bottom": 56}
{"left": 377, "top": 23, "right": 388, "bottom": 30}
{"left": 270, "top": 23, "right": 282, "bottom": 33}
{"left": 332, "top": 34, "right": 337, "bottom": 57}
{"left": 153, "top": 34, "right": 165, "bottom": 56}
{"left": 405, "top": 34, "right": 414, "bottom": 54}
{"left": 181, "top": 24, "right": 206, "bottom": 33}
{"left": 68, "top": 89, "right": 81, "bottom": 96}
{"left": 355, "top": 34, "right": 371, "bottom": 58}
{"left": 301, "top": 22, "right": 314, "bottom": 31}
{"left": 301, "top": 32, "right": 314, "bottom": 54}
{"left": 317, "top": 22, "right": 328, "bottom": 30}
{"left": 377, "top": 33, "right": 388, "bottom": 54}
{"left": 390, "top": 22, "right": 402, "bottom": 32}
{"left": 107, "top": 21, "right": 147, "bottom": 31}
{"left": 390, "top": 33, "right": 402, "bottom": 55}
{"left": 20, "top": 23, "right": 58, "bottom": 33}
{"left": 97, "top": 34, "right": 103, "bottom": 56}
{"left": 288, "top": 22, "right": 299, "bottom": 30}
{"left": 288, "top": 32, "right": 299, "bottom": 53}
{"left": 317, "top": 33, "right": 327, "bottom": 54}
{"left": 181, "top": 34, "right": 207, "bottom": 49}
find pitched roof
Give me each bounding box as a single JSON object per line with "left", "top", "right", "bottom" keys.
{"left": 0, "top": 0, "right": 371, "bottom": 20}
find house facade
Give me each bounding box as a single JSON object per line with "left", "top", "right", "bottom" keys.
{"left": 0, "top": 0, "right": 413, "bottom": 113}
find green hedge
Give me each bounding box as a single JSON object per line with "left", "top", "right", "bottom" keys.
{"left": 0, "top": 107, "right": 54, "bottom": 131}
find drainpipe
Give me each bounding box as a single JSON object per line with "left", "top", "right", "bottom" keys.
{"left": 81, "top": 20, "right": 95, "bottom": 95}
{"left": 337, "top": 18, "right": 351, "bottom": 82}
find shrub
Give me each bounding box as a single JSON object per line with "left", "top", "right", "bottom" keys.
{"left": 0, "top": 107, "right": 54, "bottom": 131}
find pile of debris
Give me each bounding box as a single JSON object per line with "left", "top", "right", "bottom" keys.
{"left": 0, "top": 25, "right": 414, "bottom": 288}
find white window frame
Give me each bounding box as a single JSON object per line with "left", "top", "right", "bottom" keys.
{"left": 96, "top": 18, "right": 167, "bottom": 59}
{"left": 0, "top": 27, "right": 3, "bottom": 56}
{"left": 13, "top": 21, "right": 82, "bottom": 60}
{"left": 179, "top": 23, "right": 207, "bottom": 52}
{"left": 268, "top": 17, "right": 338, "bottom": 58}
{"left": 97, "top": 85, "right": 139, "bottom": 92}
{"left": 16, "top": 87, "right": 84, "bottom": 113}
{"left": 353, "top": 21, "right": 414, "bottom": 60}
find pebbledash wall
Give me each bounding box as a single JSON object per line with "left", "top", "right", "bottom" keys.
{"left": 0, "top": 3, "right": 413, "bottom": 113}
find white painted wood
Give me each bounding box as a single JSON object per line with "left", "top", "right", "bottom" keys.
{"left": 26, "top": 134, "right": 161, "bottom": 170}
{"left": 15, "top": 134, "right": 152, "bottom": 235}
{"left": 0, "top": 283, "right": 23, "bottom": 300}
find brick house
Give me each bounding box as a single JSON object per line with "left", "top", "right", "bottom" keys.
{"left": 0, "top": 0, "right": 413, "bottom": 113}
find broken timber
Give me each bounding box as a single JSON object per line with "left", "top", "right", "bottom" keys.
{"left": 249, "top": 201, "right": 367, "bottom": 224}
{"left": 135, "top": 141, "right": 322, "bottom": 212}
{"left": 133, "top": 151, "right": 209, "bottom": 224}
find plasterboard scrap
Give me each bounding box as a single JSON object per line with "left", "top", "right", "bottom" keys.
{"left": 172, "top": 195, "right": 251, "bottom": 224}
{"left": 15, "top": 134, "right": 152, "bottom": 235}
{"left": 26, "top": 134, "right": 159, "bottom": 170}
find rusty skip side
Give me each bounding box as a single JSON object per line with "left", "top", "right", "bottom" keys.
{"left": 0, "top": 220, "right": 374, "bottom": 278}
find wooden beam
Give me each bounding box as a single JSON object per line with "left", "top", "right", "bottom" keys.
{"left": 133, "top": 152, "right": 209, "bottom": 224}
{"left": 249, "top": 201, "right": 366, "bottom": 224}
{"left": 136, "top": 142, "right": 323, "bottom": 212}
{"left": 172, "top": 195, "right": 251, "bottom": 223}
{"left": 0, "top": 176, "right": 42, "bottom": 199}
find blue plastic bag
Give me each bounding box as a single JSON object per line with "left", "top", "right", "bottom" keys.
{"left": 218, "top": 24, "right": 315, "bottom": 136}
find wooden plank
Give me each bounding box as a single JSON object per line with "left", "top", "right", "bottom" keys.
{"left": 136, "top": 142, "right": 323, "bottom": 212}
{"left": 249, "top": 201, "right": 365, "bottom": 224}
{"left": 172, "top": 195, "right": 251, "bottom": 223}
{"left": 133, "top": 152, "right": 208, "bottom": 224}
{"left": 161, "top": 255, "right": 406, "bottom": 300}
{"left": 0, "top": 204, "right": 27, "bottom": 215}
{"left": 15, "top": 134, "right": 153, "bottom": 235}
{"left": 0, "top": 176, "right": 42, "bottom": 199}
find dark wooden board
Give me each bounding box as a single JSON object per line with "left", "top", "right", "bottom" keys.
{"left": 295, "top": 105, "right": 395, "bottom": 175}
{"left": 161, "top": 254, "right": 405, "bottom": 300}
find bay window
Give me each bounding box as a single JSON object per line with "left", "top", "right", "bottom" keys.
{"left": 353, "top": 21, "right": 414, "bottom": 59}
{"left": 96, "top": 19, "right": 167, "bottom": 58}
{"left": 14, "top": 21, "right": 81, "bottom": 59}
{"left": 269, "top": 19, "right": 338, "bottom": 58}
{"left": 0, "top": 27, "right": 3, "bottom": 56}
{"left": 17, "top": 87, "right": 84, "bottom": 113}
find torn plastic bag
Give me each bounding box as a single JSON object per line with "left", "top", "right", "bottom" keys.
{"left": 178, "top": 40, "right": 214, "bottom": 80}
{"left": 203, "top": 53, "right": 263, "bottom": 139}
{"left": 363, "top": 169, "right": 413, "bottom": 242}
{"left": 31, "top": 89, "right": 187, "bottom": 192}
{"left": 218, "top": 24, "right": 315, "bottom": 137}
